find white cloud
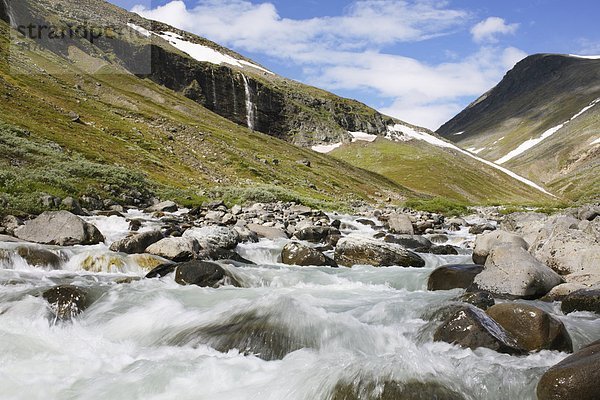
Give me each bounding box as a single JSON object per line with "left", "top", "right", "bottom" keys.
{"left": 131, "top": 1, "right": 527, "bottom": 130}
{"left": 471, "top": 17, "right": 519, "bottom": 43}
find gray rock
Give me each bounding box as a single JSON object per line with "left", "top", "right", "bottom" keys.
{"left": 293, "top": 226, "right": 340, "bottom": 243}
{"left": 289, "top": 204, "right": 312, "bottom": 215}
{"left": 500, "top": 212, "right": 548, "bottom": 246}
{"left": 145, "top": 237, "right": 199, "bottom": 262}
{"left": 458, "top": 291, "right": 495, "bottom": 310}
{"left": 472, "top": 230, "right": 529, "bottom": 265}
{"left": 561, "top": 289, "right": 600, "bottom": 314}
{"left": 61, "top": 197, "right": 83, "bottom": 215}
{"left": 281, "top": 242, "right": 336, "bottom": 267}
{"left": 247, "top": 223, "right": 288, "bottom": 240}
{"left": 334, "top": 237, "right": 425, "bottom": 268}
{"left": 16, "top": 246, "right": 61, "bottom": 269}
{"left": 1, "top": 215, "right": 22, "bottom": 233}
{"left": 541, "top": 283, "right": 588, "bottom": 301}
{"left": 577, "top": 205, "right": 600, "bottom": 221}
{"left": 109, "top": 231, "right": 164, "bottom": 254}
{"left": 14, "top": 211, "right": 104, "bottom": 246}
{"left": 537, "top": 339, "right": 600, "bottom": 400}
{"left": 183, "top": 226, "right": 241, "bottom": 250}
{"left": 231, "top": 204, "right": 243, "bottom": 215}
{"left": 486, "top": 303, "right": 572, "bottom": 352}
{"left": 175, "top": 260, "right": 240, "bottom": 287}
{"left": 388, "top": 213, "right": 414, "bottom": 235}
{"left": 145, "top": 200, "right": 178, "bottom": 213}
{"left": 233, "top": 226, "right": 259, "bottom": 243}
{"left": 433, "top": 305, "right": 524, "bottom": 355}
{"left": 428, "top": 264, "right": 484, "bottom": 291}
{"left": 43, "top": 285, "right": 88, "bottom": 321}
{"left": 384, "top": 234, "right": 432, "bottom": 249}
{"left": 472, "top": 245, "right": 563, "bottom": 299}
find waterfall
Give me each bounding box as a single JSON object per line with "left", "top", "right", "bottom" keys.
{"left": 231, "top": 74, "right": 237, "bottom": 118}
{"left": 2, "top": 0, "right": 16, "bottom": 27}
{"left": 242, "top": 74, "right": 256, "bottom": 130}
{"left": 210, "top": 69, "right": 217, "bottom": 109}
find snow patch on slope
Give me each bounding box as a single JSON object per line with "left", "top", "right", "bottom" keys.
{"left": 568, "top": 54, "right": 600, "bottom": 60}
{"left": 591, "top": 137, "right": 600, "bottom": 146}
{"left": 496, "top": 98, "right": 600, "bottom": 164}
{"left": 466, "top": 147, "right": 486, "bottom": 154}
{"left": 312, "top": 143, "right": 342, "bottom": 153}
{"left": 386, "top": 124, "right": 554, "bottom": 196}
{"left": 349, "top": 131, "right": 377, "bottom": 142}
{"left": 127, "top": 24, "right": 273, "bottom": 74}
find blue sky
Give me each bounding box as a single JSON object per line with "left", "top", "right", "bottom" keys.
{"left": 109, "top": 0, "right": 600, "bottom": 129}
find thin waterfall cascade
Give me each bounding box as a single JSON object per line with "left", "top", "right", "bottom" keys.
{"left": 242, "top": 74, "right": 256, "bottom": 130}
{"left": 231, "top": 74, "right": 238, "bottom": 118}
{"left": 210, "top": 69, "right": 217, "bottom": 109}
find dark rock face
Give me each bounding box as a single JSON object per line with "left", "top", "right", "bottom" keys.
{"left": 42, "top": 285, "right": 88, "bottom": 321}
{"left": 537, "top": 340, "right": 600, "bottom": 400}
{"left": 14, "top": 211, "right": 105, "bottom": 246}
{"left": 294, "top": 226, "right": 341, "bottom": 244}
{"left": 281, "top": 242, "right": 336, "bottom": 267}
{"left": 561, "top": 289, "right": 600, "bottom": 314}
{"left": 433, "top": 305, "right": 525, "bottom": 355}
{"left": 458, "top": 291, "right": 495, "bottom": 310}
{"left": 331, "top": 380, "right": 465, "bottom": 400}
{"left": 334, "top": 237, "right": 425, "bottom": 268}
{"left": 417, "top": 244, "right": 459, "bottom": 255}
{"left": 109, "top": 231, "right": 164, "bottom": 254}
{"left": 167, "top": 311, "right": 315, "bottom": 361}
{"left": 145, "top": 263, "right": 177, "bottom": 279}
{"left": 486, "top": 303, "right": 572, "bottom": 352}
{"left": 384, "top": 234, "right": 432, "bottom": 249}
{"left": 427, "top": 264, "right": 484, "bottom": 291}
{"left": 175, "top": 261, "right": 241, "bottom": 288}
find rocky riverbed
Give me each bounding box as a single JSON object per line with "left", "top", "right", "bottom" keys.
{"left": 0, "top": 201, "right": 599, "bottom": 400}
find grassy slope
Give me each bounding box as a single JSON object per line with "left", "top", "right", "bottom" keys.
{"left": 0, "top": 21, "right": 414, "bottom": 214}
{"left": 330, "top": 139, "right": 555, "bottom": 204}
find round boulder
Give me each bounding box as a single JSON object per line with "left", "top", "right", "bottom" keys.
{"left": 109, "top": 230, "right": 164, "bottom": 254}
{"left": 561, "top": 289, "right": 600, "bottom": 314}
{"left": 42, "top": 285, "right": 88, "bottom": 321}
{"left": 537, "top": 339, "right": 600, "bottom": 400}
{"left": 175, "top": 260, "right": 241, "bottom": 288}
{"left": 14, "top": 211, "right": 104, "bottom": 246}
{"left": 472, "top": 230, "right": 529, "bottom": 265}
{"left": 281, "top": 242, "right": 336, "bottom": 267}
{"left": 427, "top": 264, "right": 484, "bottom": 291}
{"left": 334, "top": 237, "right": 425, "bottom": 268}
{"left": 486, "top": 303, "right": 572, "bottom": 352}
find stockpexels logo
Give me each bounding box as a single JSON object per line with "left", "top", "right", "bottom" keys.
{"left": 4, "top": 0, "right": 153, "bottom": 75}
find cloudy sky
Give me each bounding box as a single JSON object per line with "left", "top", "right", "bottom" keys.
{"left": 110, "top": 0, "right": 600, "bottom": 130}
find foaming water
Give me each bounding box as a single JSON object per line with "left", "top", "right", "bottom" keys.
{"left": 1, "top": 212, "right": 598, "bottom": 400}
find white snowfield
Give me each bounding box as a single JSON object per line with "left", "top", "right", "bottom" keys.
{"left": 568, "top": 54, "right": 600, "bottom": 60}
{"left": 466, "top": 147, "right": 486, "bottom": 154}
{"left": 311, "top": 143, "right": 342, "bottom": 153}
{"left": 386, "top": 124, "right": 555, "bottom": 196}
{"left": 127, "top": 24, "right": 274, "bottom": 74}
{"left": 349, "top": 131, "right": 377, "bottom": 142}
{"left": 496, "top": 98, "right": 600, "bottom": 164}
{"left": 591, "top": 137, "right": 600, "bottom": 146}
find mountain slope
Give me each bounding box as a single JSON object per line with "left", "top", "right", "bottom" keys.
{"left": 0, "top": 0, "right": 558, "bottom": 212}
{"left": 437, "top": 54, "right": 600, "bottom": 201}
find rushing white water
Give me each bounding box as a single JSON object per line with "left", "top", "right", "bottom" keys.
{"left": 0, "top": 211, "right": 598, "bottom": 400}
{"left": 242, "top": 74, "right": 256, "bottom": 130}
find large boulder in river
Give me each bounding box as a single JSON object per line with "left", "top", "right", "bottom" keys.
{"left": 537, "top": 339, "right": 600, "bottom": 400}
{"left": 472, "top": 230, "right": 528, "bottom": 265}
{"left": 472, "top": 245, "right": 562, "bottom": 299}
{"left": 293, "top": 226, "right": 341, "bottom": 244}
{"left": 387, "top": 213, "right": 414, "bottom": 235}
{"left": 384, "top": 234, "right": 432, "bottom": 249}
{"left": 500, "top": 212, "right": 548, "bottom": 247}
{"left": 182, "top": 226, "right": 241, "bottom": 250}
{"left": 0, "top": 246, "right": 62, "bottom": 269}
{"left": 427, "top": 264, "right": 484, "bottom": 291}
{"left": 530, "top": 217, "right": 600, "bottom": 276}
{"left": 109, "top": 230, "right": 163, "bottom": 254}
{"left": 334, "top": 237, "right": 425, "bottom": 268}
{"left": 42, "top": 285, "right": 88, "bottom": 321}
{"left": 486, "top": 303, "right": 572, "bottom": 352}
{"left": 247, "top": 223, "right": 288, "bottom": 240}
{"left": 145, "top": 237, "right": 199, "bottom": 262}
{"left": 561, "top": 289, "right": 600, "bottom": 314}
{"left": 433, "top": 305, "right": 525, "bottom": 355}
{"left": 281, "top": 242, "right": 336, "bottom": 267}
{"left": 14, "top": 211, "right": 104, "bottom": 246}
{"left": 175, "top": 260, "right": 240, "bottom": 287}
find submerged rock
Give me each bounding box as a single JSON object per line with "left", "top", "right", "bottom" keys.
{"left": 334, "top": 237, "right": 425, "bottom": 268}
{"left": 428, "top": 264, "right": 484, "bottom": 291}
{"left": 486, "top": 303, "right": 572, "bottom": 352}
{"left": 331, "top": 379, "right": 465, "bottom": 400}
{"left": 281, "top": 242, "right": 337, "bottom": 267}
{"left": 109, "top": 230, "right": 164, "bottom": 254}
{"left": 42, "top": 285, "right": 88, "bottom": 321}
{"left": 168, "top": 310, "right": 314, "bottom": 361}
{"left": 433, "top": 305, "right": 525, "bottom": 355}
{"left": 472, "top": 245, "right": 563, "bottom": 299}
{"left": 11, "top": 246, "right": 61, "bottom": 269}
{"left": 14, "top": 211, "right": 104, "bottom": 246}
{"left": 561, "top": 289, "right": 600, "bottom": 314}
{"left": 537, "top": 339, "right": 600, "bottom": 400}
{"left": 175, "top": 260, "right": 241, "bottom": 288}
